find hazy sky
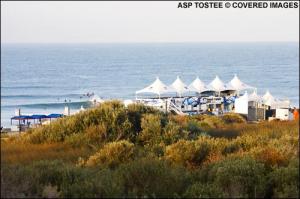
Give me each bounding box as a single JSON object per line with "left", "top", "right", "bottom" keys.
{"left": 1, "top": 1, "right": 299, "bottom": 43}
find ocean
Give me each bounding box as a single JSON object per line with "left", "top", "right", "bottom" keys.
{"left": 1, "top": 42, "right": 299, "bottom": 128}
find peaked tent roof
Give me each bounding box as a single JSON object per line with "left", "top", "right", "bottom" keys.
{"left": 207, "top": 76, "right": 227, "bottom": 92}
{"left": 262, "top": 90, "right": 274, "bottom": 102}
{"left": 271, "top": 99, "right": 290, "bottom": 109}
{"left": 170, "top": 76, "right": 190, "bottom": 96}
{"left": 226, "top": 74, "right": 255, "bottom": 91}
{"left": 264, "top": 96, "right": 277, "bottom": 106}
{"left": 248, "top": 90, "right": 261, "bottom": 102}
{"left": 262, "top": 90, "right": 278, "bottom": 106}
{"left": 188, "top": 77, "right": 210, "bottom": 93}
{"left": 261, "top": 90, "right": 290, "bottom": 108}
{"left": 136, "top": 77, "right": 176, "bottom": 96}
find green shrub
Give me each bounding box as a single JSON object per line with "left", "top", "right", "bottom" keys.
{"left": 64, "top": 133, "right": 89, "bottom": 147}
{"left": 84, "top": 124, "right": 107, "bottom": 141}
{"left": 184, "top": 182, "right": 224, "bottom": 198}
{"left": 42, "top": 184, "right": 61, "bottom": 198}
{"left": 2, "top": 100, "right": 299, "bottom": 198}
{"left": 186, "top": 120, "right": 203, "bottom": 139}
{"left": 269, "top": 158, "right": 299, "bottom": 198}
{"left": 222, "top": 142, "right": 241, "bottom": 155}
{"left": 165, "top": 138, "right": 213, "bottom": 168}
{"left": 115, "top": 158, "right": 191, "bottom": 198}
{"left": 208, "top": 156, "right": 267, "bottom": 198}
{"left": 1, "top": 160, "right": 69, "bottom": 197}
{"left": 194, "top": 115, "right": 225, "bottom": 129}
{"left": 221, "top": 113, "right": 246, "bottom": 124}
{"left": 138, "top": 114, "right": 162, "bottom": 146}
{"left": 85, "top": 140, "right": 135, "bottom": 168}
{"left": 162, "top": 121, "right": 187, "bottom": 145}
{"left": 126, "top": 103, "right": 159, "bottom": 134}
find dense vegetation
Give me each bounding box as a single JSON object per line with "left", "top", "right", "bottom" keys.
{"left": 1, "top": 101, "right": 299, "bottom": 198}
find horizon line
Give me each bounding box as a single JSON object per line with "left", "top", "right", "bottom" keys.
{"left": 1, "top": 41, "right": 299, "bottom": 44}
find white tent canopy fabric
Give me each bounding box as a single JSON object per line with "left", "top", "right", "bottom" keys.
{"left": 226, "top": 74, "right": 255, "bottom": 91}
{"left": 265, "top": 98, "right": 290, "bottom": 108}
{"left": 207, "top": 75, "right": 227, "bottom": 92}
{"left": 262, "top": 90, "right": 274, "bottom": 103}
{"left": 248, "top": 90, "right": 261, "bottom": 102}
{"left": 136, "top": 77, "right": 176, "bottom": 97}
{"left": 188, "top": 77, "right": 210, "bottom": 93}
{"left": 262, "top": 90, "right": 290, "bottom": 108}
{"left": 271, "top": 99, "right": 290, "bottom": 109}
{"left": 235, "top": 91, "right": 249, "bottom": 114}
{"left": 264, "top": 97, "right": 276, "bottom": 107}
{"left": 134, "top": 76, "right": 290, "bottom": 110}
{"left": 170, "top": 76, "right": 190, "bottom": 97}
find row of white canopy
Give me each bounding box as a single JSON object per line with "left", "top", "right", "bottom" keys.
{"left": 247, "top": 90, "right": 290, "bottom": 108}
{"left": 136, "top": 74, "right": 255, "bottom": 97}
{"left": 235, "top": 90, "right": 290, "bottom": 114}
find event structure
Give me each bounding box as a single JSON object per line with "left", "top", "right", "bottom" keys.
{"left": 133, "top": 74, "right": 291, "bottom": 121}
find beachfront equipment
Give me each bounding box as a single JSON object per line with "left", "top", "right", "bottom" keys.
{"left": 136, "top": 77, "right": 176, "bottom": 98}
{"left": 188, "top": 77, "right": 210, "bottom": 93}
{"left": 170, "top": 76, "right": 190, "bottom": 97}
{"left": 226, "top": 74, "right": 255, "bottom": 91}
{"left": 207, "top": 75, "right": 227, "bottom": 92}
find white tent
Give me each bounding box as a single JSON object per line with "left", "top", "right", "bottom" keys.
{"left": 262, "top": 90, "right": 290, "bottom": 108}
{"left": 226, "top": 74, "right": 255, "bottom": 91}
{"left": 188, "top": 76, "right": 210, "bottom": 93}
{"left": 207, "top": 75, "right": 227, "bottom": 92}
{"left": 170, "top": 76, "right": 190, "bottom": 97}
{"left": 264, "top": 96, "right": 276, "bottom": 107}
{"left": 272, "top": 99, "right": 290, "bottom": 109}
{"left": 265, "top": 98, "right": 290, "bottom": 109}
{"left": 248, "top": 90, "right": 261, "bottom": 102}
{"left": 262, "top": 90, "right": 274, "bottom": 103}
{"left": 136, "top": 77, "right": 175, "bottom": 98}
{"left": 234, "top": 91, "right": 249, "bottom": 114}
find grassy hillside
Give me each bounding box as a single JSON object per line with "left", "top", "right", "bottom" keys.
{"left": 1, "top": 101, "right": 299, "bottom": 198}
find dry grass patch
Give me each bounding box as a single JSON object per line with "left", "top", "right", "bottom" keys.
{"left": 1, "top": 140, "right": 92, "bottom": 165}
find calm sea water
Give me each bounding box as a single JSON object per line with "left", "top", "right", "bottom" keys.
{"left": 1, "top": 43, "right": 299, "bottom": 128}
